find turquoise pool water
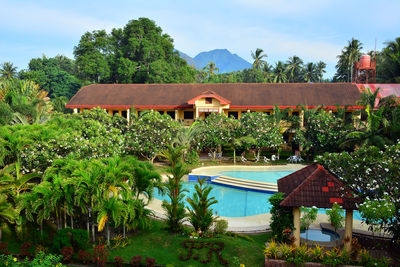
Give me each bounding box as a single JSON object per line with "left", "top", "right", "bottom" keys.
{"left": 154, "top": 182, "right": 362, "bottom": 220}
{"left": 300, "top": 229, "right": 340, "bottom": 242}
{"left": 220, "top": 170, "right": 294, "bottom": 183}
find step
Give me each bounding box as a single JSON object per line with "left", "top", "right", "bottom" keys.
{"left": 211, "top": 176, "right": 278, "bottom": 193}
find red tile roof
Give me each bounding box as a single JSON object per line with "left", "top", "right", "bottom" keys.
{"left": 66, "top": 83, "right": 363, "bottom": 109}
{"left": 278, "top": 164, "right": 359, "bottom": 210}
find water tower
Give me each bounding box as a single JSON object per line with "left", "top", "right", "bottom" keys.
{"left": 353, "top": 54, "right": 376, "bottom": 83}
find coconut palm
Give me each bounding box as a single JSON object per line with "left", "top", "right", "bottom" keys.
{"left": 286, "top": 56, "right": 304, "bottom": 82}
{"left": 303, "top": 62, "right": 318, "bottom": 82}
{"left": 273, "top": 61, "right": 288, "bottom": 83}
{"left": 0, "top": 62, "right": 17, "bottom": 80}
{"left": 316, "top": 61, "right": 326, "bottom": 82}
{"left": 251, "top": 48, "right": 267, "bottom": 71}
{"left": 346, "top": 38, "right": 363, "bottom": 82}
{"left": 202, "top": 62, "right": 219, "bottom": 79}
{"left": 128, "top": 161, "right": 162, "bottom": 203}
{"left": 379, "top": 37, "right": 400, "bottom": 83}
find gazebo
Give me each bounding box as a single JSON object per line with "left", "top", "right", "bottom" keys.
{"left": 277, "top": 164, "right": 360, "bottom": 251}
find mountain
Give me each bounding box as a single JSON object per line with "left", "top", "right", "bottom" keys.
{"left": 175, "top": 50, "right": 196, "bottom": 67}
{"left": 176, "top": 49, "right": 252, "bottom": 73}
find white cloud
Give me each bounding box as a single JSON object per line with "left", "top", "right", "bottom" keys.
{"left": 0, "top": 1, "right": 118, "bottom": 37}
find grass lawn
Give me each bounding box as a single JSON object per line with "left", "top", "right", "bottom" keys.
{"left": 109, "top": 219, "right": 267, "bottom": 266}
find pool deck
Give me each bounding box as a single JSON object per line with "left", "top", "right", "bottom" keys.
{"left": 189, "top": 164, "right": 305, "bottom": 176}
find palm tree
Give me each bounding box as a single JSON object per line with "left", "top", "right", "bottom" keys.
{"left": 157, "top": 144, "right": 185, "bottom": 168}
{"left": 0, "top": 194, "right": 17, "bottom": 240}
{"left": 0, "top": 62, "right": 17, "bottom": 80}
{"left": 273, "top": 61, "right": 288, "bottom": 83}
{"left": 97, "top": 197, "right": 126, "bottom": 246}
{"left": 286, "top": 56, "right": 303, "bottom": 82}
{"left": 379, "top": 37, "right": 400, "bottom": 83}
{"left": 316, "top": 61, "right": 326, "bottom": 82}
{"left": 187, "top": 178, "right": 218, "bottom": 233}
{"left": 202, "top": 62, "right": 219, "bottom": 79}
{"left": 303, "top": 63, "right": 318, "bottom": 82}
{"left": 162, "top": 163, "right": 189, "bottom": 232}
{"left": 128, "top": 161, "right": 162, "bottom": 203}
{"left": 346, "top": 38, "right": 363, "bottom": 82}
{"left": 251, "top": 48, "right": 267, "bottom": 71}
{"left": 340, "top": 106, "right": 390, "bottom": 149}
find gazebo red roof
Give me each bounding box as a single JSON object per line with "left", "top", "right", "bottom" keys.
{"left": 278, "top": 164, "right": 359, "bottom": 210}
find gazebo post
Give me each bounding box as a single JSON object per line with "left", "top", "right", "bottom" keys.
{"left": 344, "top": 209, "right": 353, "bottom": 251}
{"left": 293, "top": 207, "right": 301, "bottom": 247}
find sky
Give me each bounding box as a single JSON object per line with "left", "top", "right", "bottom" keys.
{"left": 1, "top": 0, "right": 399, "bottom": 78}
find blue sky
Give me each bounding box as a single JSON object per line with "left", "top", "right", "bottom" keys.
{"left": 1, "top": 0, "right": 399, "bottom": 78}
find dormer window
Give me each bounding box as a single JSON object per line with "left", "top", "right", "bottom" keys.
{"left": 205, "top": 97, "right": 212, "bottom": 104}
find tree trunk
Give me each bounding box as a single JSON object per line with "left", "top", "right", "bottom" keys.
{"left": 107, "top": 222, "right": 110, "bottom": 247}
{"left": 70, "top": 216, "right": 74, "bottom": 229}
{"left": 92, "top": 221, "right": 95, "bottom": 243}
{"left": 64, "top": 207, "right": 67, "bottom": 228}
{"left": 87, "top": 215, "right": 90, "bottom": 238}
{"left": 0, "top": 229, "right": 2, "bottom": 241}
{"left": 123, "top": 225, "right": 126, "bottom": 238}
{"left": 233, "top": 149, "right": 236, "bottom": 165}
{"left": 40, "top": 222, "right": 43, "bottom": 237}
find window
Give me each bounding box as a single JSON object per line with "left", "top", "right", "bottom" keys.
{"left": 264, "top": 111, "right": 271, "bottom": 115}
{"left": 205, "top": 97, "right": 212, "bottom": 104}
{"left": 121, "top": 110, "right": 127, "bottom": 118}
{"left": 345, "top": 112, "right": 353, "bottom": 124}
{"left": 228, "top": 111, "right": 239, "bottom": 119}
{"left": 184, "top": 111, "right": 194, "bottom": 119}
{"left": 113, "top": 110, "right": 119, "bottom": 116}
{"left": 167, "top": 111, "right": 175, "bottom": 119}
{"left": 292, "top": 111, "right": 299, "bottom": 117}
{"left": 158, "top": 110, "right": 164, "bottom": 115}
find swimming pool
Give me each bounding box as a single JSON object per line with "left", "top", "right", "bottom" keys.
{"left": 154, "top": 181, "right": 363, "bottom": 220}
{"left": 300, "top": 229, "right": 340, "bottom": 242}
{"left": 220, "top": 170, "right": 294, "bottom": 183}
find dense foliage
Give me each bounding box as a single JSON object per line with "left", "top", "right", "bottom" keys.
{"left": 74, "top": 18, "right": 196, "bottom": 84}
{"left": 318, "top": 143, "right": 400, "bottom": 240}
{"left": 268, "top": 193, "right": 294, "bottom": 242}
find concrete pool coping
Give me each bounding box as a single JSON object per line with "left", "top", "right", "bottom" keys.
{"left": 189, "top": 164, "right": 306, "bottom": 177}
{"left": 148, "top": 193, "right": 370, "bottom": 234}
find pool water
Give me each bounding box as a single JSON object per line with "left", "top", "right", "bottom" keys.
{"left": 300, "top": 229, "right": 340, "bottom": 242}
{"left": 219, "top": 171, "right": 294, "bottom": 183}
{"left": 154, "top": 182, "right": 363, "bottom": 219}
{"left": 155, "top": 182, "right": 273, "bottom": 217}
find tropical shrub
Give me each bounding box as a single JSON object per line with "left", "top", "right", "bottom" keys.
{"left": 326, "top": 203, "right": 344, "bottom": 234}
{"left": 318, "top": 142, "right": 400, "bottom": 241}
{"left": 130, "top": 255, "right": 143, "bottom": 266}
{"left": 60, "top": 246, "right": 74, "bottom": 262}
{"left": 268, "top": 192, "right": 293, "bottom": 242}
{"left": 214, "top": 219, "right": 228, "bottom": 235}
{"left": 187, "top": 178, "right": 218, "bottom": 233}
{"left": 0, "top": 251, "right": 64, "bottom": 267}
{"left": 114, "top": 256, "right": 124, "bottom": 267}
{"left": 53, "top": 228, "right": 89, "bottom": 251}
{"left": 162, "top": 163, "right": 189, "bottom": 232}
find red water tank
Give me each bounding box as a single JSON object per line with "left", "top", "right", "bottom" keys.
{"left": 359, "top": 55, "right": 371, "bottom": 68}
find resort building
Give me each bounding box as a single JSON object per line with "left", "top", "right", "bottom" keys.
{"left": 66, "top": 83, "right": 377, "bottom": 125}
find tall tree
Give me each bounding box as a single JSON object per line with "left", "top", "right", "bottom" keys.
{"left": 334, "top": 38, "right": 363, "bottom": 82}
{"left": 202, "top": 62, "right": 219, "bottom": 79}
{"left": 273, "top": 61, "right": 288, "bottom": 83}
{"left": 286, "top": 56, "right": 304, "bottom": 82}
{"left": 302, "top": 62, "right": 318, "bottom": 82}
{"left": 20, "top": 55, "right": 81, "bottom": 98}
{"left": 251, "top": 48, "right": 267, "bottom": 71}
{"left": 316, "top": 61, "right": 327, "bottom": 82}
{"left": 74, "top": 18, "right": 196, "bottom": 84}
{"left": 377, "top": 37, "right": 400, "bottom": 83}
{"left": 0, "top": 62, "right": 18, "bottom": 80}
